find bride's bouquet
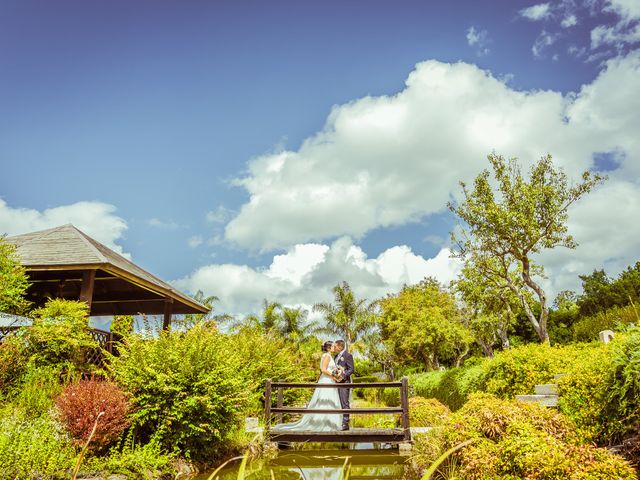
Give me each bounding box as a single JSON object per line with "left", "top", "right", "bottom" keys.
{"left": 332, "top": 365, "right": 345, "bottom": 382}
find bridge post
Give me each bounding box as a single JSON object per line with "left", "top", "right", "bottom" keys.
{"left": 265, "top": 379, "right": 272, "bottom": 426}
{"left": 277, "top": 384, "right": 284, "bottom": 424}
{"left": 401, "top": 376, "right": 410, "bottom": 440}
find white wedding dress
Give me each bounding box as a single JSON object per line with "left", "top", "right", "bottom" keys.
{"left": 274, "top": 352, "right": 342, "bottom": 431}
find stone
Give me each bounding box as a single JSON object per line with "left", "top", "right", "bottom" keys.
{"left": 535, "top": 384, "right": 558, "bottom": 395}
{"left": 399, "top": 442, "right": 413, "bottom": 455}
{"left": 515, "top": 394, "right": 558, "bottom": 407}
{"left": 245, "top": 417, "right": 261, "bottom": 433}
{"left": 599, "top": 330, "right": 615, "bottom": 344}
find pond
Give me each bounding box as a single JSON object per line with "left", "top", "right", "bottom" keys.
{"left": 196, "top": 445, "right": 409, "bottom": 480}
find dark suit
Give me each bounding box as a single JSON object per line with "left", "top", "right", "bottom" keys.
{"left": 335, "top": 349, "right": 355, "bottom": 429}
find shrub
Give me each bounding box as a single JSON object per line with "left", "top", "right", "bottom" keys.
{"left": 83, "top": 434, "right": 176, "bottom": 479}
{"left": 411, "top": 360, "right": 486, "bottom": 410}
{"left": 410, "top": 394, "right": 636, "bottom": 480}
{"left": 10, "top": 364, "right": 67, "bottom": 417}
{"left": 408, "top": 396, "right": 450, "bottom": 427}
{"left": 109, "top": 323, "right": 305, "bottom": 460}
{"left": 55, "top": 379, "right": 130, "bottom": 452}
{"left": 0, "top": 405, "right": 77, "bottom": 479}
{"left": 0, "top": 335, "right": 28, "bottom": 393}
{"left": 572, "top": 304, "right": 640, "bottom": 342}
{"left": 482, "top": 343, "right": 582, "bottom": 398}
{"left": 22, "top": 299, "right": 98, "bottom": 371}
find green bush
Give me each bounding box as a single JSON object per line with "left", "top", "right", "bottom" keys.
{"left": 410, "top": 394, "right": 636, "bottom": 480}
{"left": 109, "top": 323, "right": 306, "bottom": 461}
{"left": 21, "top": 299, "right": 98, "bottom": 371}
{"left": 0, "top": 406, "right": 77, "bottom": 479}
{"left": 83, "top": 434, "right": 176, "bottom": 479}
{"left": 411, "top": 360, "right": 486, "bottom": 410}
{"left": 408, "top": 396, "right": 450, "bottom": 427}
{"left": 482, "top": 343, "right": 582, "bottom": 398}
{"left": 572, "top": 304, "right": 640, "bottom": 342}
{"left": 9, "top": 364, "right": 67, "bottom": 417}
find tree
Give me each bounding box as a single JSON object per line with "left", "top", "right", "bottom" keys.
{"left": 241, "top": 299, "right": 282, "bottom": 333}
{"left": 0, "top": 236, "right": 31, "bottom": 315}
{"left": 178, "top": 290, "right": 231, "bottom": 330}
{"left": 280, "top": 306, "right": 319, "bottom": 343}
{"left": 449, "top": 153, "right": 605, "bottom": 344}
{"left": 313, "top": 281, "right": 375, "bottom": 347}
{"left": 453, "top": 260, "right": 520, "bottom": 356}
{"left": 378, "top": 278, "right": 473, "bottom": 369}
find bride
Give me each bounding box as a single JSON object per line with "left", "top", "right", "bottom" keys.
{"left": 274, "top": 341, "right": 343, "bottom": 431}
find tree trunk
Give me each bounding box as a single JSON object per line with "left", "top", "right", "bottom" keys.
{"left": 519, "top": 256, "right": 550, "bottom": 345}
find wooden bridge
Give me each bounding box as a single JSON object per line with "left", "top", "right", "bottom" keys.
{"left": 264, "top": 377, "right": 411, "bottom": 444}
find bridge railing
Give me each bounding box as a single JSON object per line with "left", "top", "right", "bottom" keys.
{"left": 265, "top": 377, "right": 410, "bottom": 441}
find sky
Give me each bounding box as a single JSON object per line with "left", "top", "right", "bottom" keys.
{"left": 1, "top": 0, "right": 639, "bottom": 318}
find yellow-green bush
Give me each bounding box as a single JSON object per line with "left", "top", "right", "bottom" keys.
{"left": 411, "top": 360, "right": 486, "bottom": 410}
{"left": 572, "top": 304, "right": 640, "bottom": 342}
{"left": 408, "top": 396, "right": 449, "bottom": 427}
{"left": 0, "top": 405, "right": 77, "bottom": 479}
{"left": 410, "top": 394, "right": 636, "bottom": 480}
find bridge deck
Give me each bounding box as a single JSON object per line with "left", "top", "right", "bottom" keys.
{"left": 268, "top": 427, "right": 407, "bottom": 443}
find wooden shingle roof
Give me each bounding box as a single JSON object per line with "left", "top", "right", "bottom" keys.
{"left": 6, "top": 224, "right": 208, "bottom": 318}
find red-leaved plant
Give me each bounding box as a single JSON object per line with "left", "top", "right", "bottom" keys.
{"left": 55, "top": 379, "right": 131, "bottom": 451}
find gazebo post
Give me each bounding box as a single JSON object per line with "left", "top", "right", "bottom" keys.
{"left": 79, "top": 269, "right": 96, "bottom": 311}
{"left": 162, "top": 298, "right": 174, "bottom": 330}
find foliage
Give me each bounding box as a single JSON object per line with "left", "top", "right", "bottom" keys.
{"left": 9, "top": 364, "right": 66, "bottom": 417}
{"left": 481, "top": 342, "right": 583, "bottom": 399}
{"left": 83, "top": 434, "right": 176, "bottom": 479}
{"left": 110, "top": 315, "right": 134, "bottom": 337}
{"left": 109, "top": 323, "right": 307, "bottom": 460}
{"left": 572, "top": 303, "right": 640, "bottom": 342}
{"left": 0, "top": 236, "right": 31, "bottom": 315}
{"left": 378, "top": 278, "right": 472, "bottom": 369}
{"left": 0, "top": 405, "right": 77, "bottom": 479}
{"left": 55, "top": 379, "right": 130, "bottom": 452}
{"left": 314, "top": 281, "right": 376, "bottom": 346}
{"left": 411, "top": 361, "right": 487, "bottom": 411}
{"left": 410, "top": 394, "right": 636, "bottom": 480}
{"left": 22, "top": 299, "right": 97, "bottom": 370}
{"left": 0, "top": 334, "right": 29, "bottom": 394}
{"left": 449, "top": 153, "right": 605, "bottom": 343}
{"left": 578, "top": 262, "right": 640, "bottom": 316}
{"left": 409, "top": 397, "right": 450, "bottom": 427}
{"left": 108, "top": 323, "right": 247, "bottom": 460}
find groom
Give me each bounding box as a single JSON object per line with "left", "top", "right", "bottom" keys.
{"left": 334, "top": 339, "right": 354, "bottom": 431}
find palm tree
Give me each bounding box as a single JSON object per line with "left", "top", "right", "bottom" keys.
{"left": 180, "top": 290, "right": 231, "bottom": 329}
{"left": 236, "top": 299, "right": 282, "bottom": 333}
{"left": 313, "top": 281, "right": 375, "bottom": 347}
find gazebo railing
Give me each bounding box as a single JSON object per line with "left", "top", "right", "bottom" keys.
{"left": 0, "top": 324, "right": 115, "bottom": 368}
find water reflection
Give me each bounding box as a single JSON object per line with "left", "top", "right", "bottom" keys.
{"left": 199, "top": 448, "right": 406, "bottom": 480}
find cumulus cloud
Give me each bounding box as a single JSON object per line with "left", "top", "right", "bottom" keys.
{"left": 466, "top": 26, "right": 491, "bottom": 56}
{"left": 173, "top": 237, "right": 461, "bottom": 317}
{"left": 0, "top": 199, "right": 129, "bottom": 256}
{"left": 520, "top": 3, "right": 552, "bottom": 21}
{"left": 590, "top": 0, "right": 640, "bottom": 51}
{"left": 225, "top": 52, "right": 640, "bottom": 253}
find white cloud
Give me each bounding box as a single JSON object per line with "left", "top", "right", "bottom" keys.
{"left": 147, "top": 218, "right": 179, "bottom": 229}
{"left": 188, "top": 235, "right": 204, "bottom": 248}
{"left": 206, "top": 206, "right": 234, "bottom": 224}
{"left": 591, "top": 23, "right": 640, "bottom": 49}
{"left": 0, "top": 199, "right": 129, "bottom": 256}
{"left": 561, "top": 14, "right": 578, "bottom": 28}
{"left": 605, "top": 0, "right": 640, "bottom": 23}
{"left": 173, "top": 237, "right": 461, "bottom": 317}
{"left": 520, "top": 3, "right": 552, "bottom": 21}
{"left": 466, "top": 26, "right": 490, "bottom": 56}
{"left": 532, "top": 30, "right": 559, "bottom": 58}
{"left": 226, "top": 54, "right": 640, "bottom": 250}
{"left": 213, "top": 50, "right": 640, "bottom": 311}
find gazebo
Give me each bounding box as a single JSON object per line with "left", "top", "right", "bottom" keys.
{"left": 6, "top": 224, "right": 208, "bottom": 329}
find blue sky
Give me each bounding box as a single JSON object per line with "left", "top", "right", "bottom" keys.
{"left": 1, "top": 0, "right": 639, "bottom": 316}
